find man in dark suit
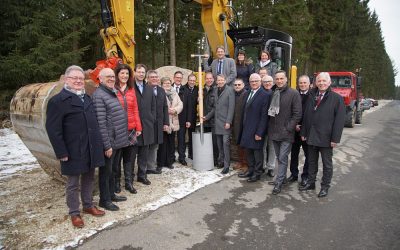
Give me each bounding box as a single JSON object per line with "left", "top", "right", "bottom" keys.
{"left": 146, "top": 70, "right": 169, "bottom": 174}
{"left": 288, "top": 75, "right": 311, "bottom": 186}
{"left": 132, "top": 64, "right": 156, "bottom": 185}
{"left": 172, "top": 71, "right": 189, "bottom": 165}
{"left": 238, "top": 73, "right": 271, "bottom": 182}
{"left": 299, "top": 72, "right": 345, "bottom": 197}
{"left": 46, "top": 65, "right": 105, "bottom": 228}
{"left": 203, "top": 72, "right": 218, "bottom": 165}
{"left": 183, "top": 74, "right": 199, "bottom": 161}
{"left": 204, "top": 45, "right": 237, "bottom": 86}
{"left": 204, "top": 74, "right": 235, "bottom": 174}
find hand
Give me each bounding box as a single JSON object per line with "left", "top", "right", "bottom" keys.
{"left": 255, "top": 135, "right": 262, "bottom": 141}
{"left": 135, "top": 131, "right": 142, "bottom": 136}
{"left": 168, "top": 108, "right": 175, "bottom": 115}
{"left": 295, "top": 125, "right": 301, "bottom": 132}
{"left": 105, "top": 148, "right": 113, "bottom": 158}
{"left": 202, "top": 116, "right": 207, "bottom": 121}
{"left": 60, "top": 156, "right": 68, "bottom": 162}
{"left": 330, "top": 142, "right": 337, "bottom": 148}
{"left": 224, "top": 123, "right": 231, "bottom": 129}
{"left": 186, "top": 122, "right": 191, "bottom": 128}
{"left": 163, "top": 125, "right": 169, "bottom": 131}
{"left": 204, "top": 54, "right": 209, "bottom": 59}
{"left": 301, "top": 136, "right": 306, "bottom": 141}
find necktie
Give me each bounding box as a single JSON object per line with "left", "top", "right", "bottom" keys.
{"left": 154, "top": 87, "right": 157, "bottom": 96}
{"left": 217, "top": 60, "right": 223, "bottom": 75}
{"left": 176, "top": 86, "right": 179, "bottom": 93}
{"left": 138, "top": 84, "right": 143, "bottom": 94}
{"left": 247, "top": 90, "right": 254, "bottom": 103}
{"left": 315, "top": 93, "right": 323, "bottom": 109}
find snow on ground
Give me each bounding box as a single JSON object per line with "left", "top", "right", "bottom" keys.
{"left": 0, "top": 128, "right": 40, "bottom": 180}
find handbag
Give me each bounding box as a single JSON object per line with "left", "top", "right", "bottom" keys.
{"left": 128, "top": 130, "right": 137, "bottom": 146}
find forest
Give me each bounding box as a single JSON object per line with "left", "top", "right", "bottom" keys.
{"left": 0, "top": 0, "right": 398, "bottom": 118}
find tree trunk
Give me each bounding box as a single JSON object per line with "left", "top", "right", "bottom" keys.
{"left": 169, "top": 0, "right": 176, "bottom": 66}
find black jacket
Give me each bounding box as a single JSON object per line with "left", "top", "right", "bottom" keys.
{"left": 134, "top": 81, "right": 156, "bottom": 146}
{"left": 152, "top": 85, "right": 169, "bottom": 144}
{"left": 46, "top": 88, "right": 104, "bottom": 175}
{"left": 203, "top": 84, "right": 216, "bottom": 128}
{"left": 177, "top": 84, "right": 198, "bottom": 128}
{"left": 300, "top": 87, "right": 345, "bottom": 147}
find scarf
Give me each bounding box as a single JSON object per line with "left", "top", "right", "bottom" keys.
{"left": 165, "top": 88, "right": 174, "bottom": 103}
{"left": 268, "top": 86, "right": 285, "bottom": 117}
{"left": 64, "top": 84, "right": 85, "bottom": 102}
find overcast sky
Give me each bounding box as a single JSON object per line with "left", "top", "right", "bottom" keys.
{"left": 368, "top": 0, "right": 400, "bottom": 86}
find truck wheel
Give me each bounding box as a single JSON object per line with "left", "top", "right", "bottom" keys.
{"left": 345, "top": 110, "right": 355, "bottom": 128}
{"left": 355, "top": 109, "right": 362, "bottom": 124}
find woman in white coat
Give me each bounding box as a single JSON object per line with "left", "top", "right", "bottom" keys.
{"left": 157, "top": 77, "right": 183, "bottom": 169}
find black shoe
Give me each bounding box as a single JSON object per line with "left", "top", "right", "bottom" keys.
{"left": 299, "top": 182, "right": 316, "bottom": 191}
{"left": 125, "top": 183, "right": 137, "bottom": 194}
{"left": 266, "top": 169, "right": 275, "bottom": 177}
{"left": 216, "top": 162, "right": 224, "bottom": 169}
{"left": 178, "top": 159, "right": 187, "bottom": 166}
{"left": 111, "top": 195, "right": 127, "bottom": 202}
{"left": 188, "top": 155, "right": 193, "bottom": 160}
{"left": 221, "top": 167, "right": 229, "bottom": 174}
{"left": 99, "top": 201, "right": 119, "bottom": 211}
{"left": 268, "top": 181, "right": 276, "bottom": 185}
{"left": 166, "top": 164, "right": 174, "bottom": 169}
{"left": 146, "top": 169, "right": 162, "bottom": 174}
{"left": 318, "top": 188, "right": 329, "bottom": 198}
{"left": 300, "top": 178, "right": 308, "bottom": 187}
{"left": 287, "top": 175, "right": 298, "bottom": 183}
{"left": 238, "top": 171, "right": 252, "bottom": 178}
{"left": 247, "top": 175, "right": 261, "bottom": 183}
{"left": 115, "top": 181, "right": 121, "bottom": 194}
{"left": 138, "top": 178, "right": 151, "bottom": 185}
{"left": 272, "top": 183, "right": 282, "bottom": 195}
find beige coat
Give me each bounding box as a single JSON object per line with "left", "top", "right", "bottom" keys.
{"left": 166, "top": 90, "right": 183, "bottom": 133}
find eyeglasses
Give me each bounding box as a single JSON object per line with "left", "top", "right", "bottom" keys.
{"left": 234, "top": 84, "right": 242, "bottom": 86}
{"left": 249, "top": 80, "right": 260, "bottom": 83}
{"left": 105, "top": 75, "right": 115, "bottom": 79}
{"left": 262, "top": 81, "right": 273, "bottom": 83}
{"left": 67, "top": 76, "right": 85, "bottom": 81}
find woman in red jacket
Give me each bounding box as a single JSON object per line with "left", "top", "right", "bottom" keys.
{"left": 114, "top": 64, "right": 142, "bottom": 194}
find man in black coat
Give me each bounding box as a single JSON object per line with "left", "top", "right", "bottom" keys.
{"left": 146, "top": 70, "right": 169, "bottom": 174}
{"left": 288, "top": 75, "right": 311, "bottom": 186}
{"left": 267, "top": 70, "right": 302, "bottom": 195}
{"left": 132, "top": 64, "right": 156, "bottom": 185}
{"left": 46, "top": 65, "right": 105, "bottom": 228}
{"left": 203, "top": 72, "right": 218, "bottom": 165}
{"left": 299, "top": 72, "right": 345, "bottom": 197}
{"left": 184, "top": 74, "right": 199, "bottom": 160}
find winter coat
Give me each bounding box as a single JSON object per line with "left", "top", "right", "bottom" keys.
{"left": 300, "top": 87, "right": 345, "bottom": 147}
{"left": 153, "top": 85, "right": 169, "bottom": 144}
{"left": 116, "top": 87, "right": 142, "bottom": 132}
{"left": 46, "top": 88, "right": 104, "bottom": 175}
{"left": 165, "top": 90, "right": 183, "bottom": 133}
{"left": 238, "top": 88, "right": 271, "bottom": 149}
{"left": 255, "top": 61, "right": 278, "bottom": 76}
{"left": 203, "top": 85, "right": 216, "bottom": 129}
{"left": 92, "top": 84, "right": 129, "bottom": 150}
{"left": 236, "top": 63, "right": 255, "bottom": 87}
{"left": 205, "top": 85, "right": 235, "bottom": 135}
{"left": 133, "top": 81, "right": 156, "bottom": 146}
{"left": 294, "top": 90, "right": 310, "bottom": 143}
{"left": 177, "top": 84, "right": 198, "bottom": 129}
{"left": 267, "top": 85, "right": 302, "bottom": 143}
{"left": 232, "top": 89, "right": 247, "bottom": 142}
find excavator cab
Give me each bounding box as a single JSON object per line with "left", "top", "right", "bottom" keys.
{"left": 228, "top": 26, "right": 293, "bottom": 75}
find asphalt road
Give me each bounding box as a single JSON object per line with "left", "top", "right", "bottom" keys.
{"left": 78, "top": 101, "right": 400, "bottom": 250}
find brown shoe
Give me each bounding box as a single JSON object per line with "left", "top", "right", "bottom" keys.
{"left": 83, "top": 206, "right": 105, "bottom": 217}
{"left": 71, "top": 215, "right": 84, "bottom": 228}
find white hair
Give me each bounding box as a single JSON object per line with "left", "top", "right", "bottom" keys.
{"left": 316, "top": 72, "right": 331, "bottom": 82}
{"left": 64, "top": 65, "right": 84, "bottom": 76}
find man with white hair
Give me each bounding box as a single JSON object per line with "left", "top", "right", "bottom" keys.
{"left": 299, "top": 72, "right": 345, "bottom": 197}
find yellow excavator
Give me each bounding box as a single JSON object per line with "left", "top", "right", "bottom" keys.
{"left": 10, "top": 0, "right": 295, "bottom": 182}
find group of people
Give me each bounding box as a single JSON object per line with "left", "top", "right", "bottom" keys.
{"left": 45, "top": 46, "right": 345, "bottom": 229}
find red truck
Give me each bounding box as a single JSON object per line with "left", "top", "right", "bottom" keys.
{"left": 314, "top": 71, "right": 362, "bottom": 128}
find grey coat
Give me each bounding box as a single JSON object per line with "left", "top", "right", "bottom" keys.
{"left": 267, "top": 85, "right": 302, "bottom": 143}
{"left": 92, "top": 84, "right": 129, "bottom": 150}
{"left": 205, "top": 85, "right": 235, "bottom": 135}
{"left": 153, "top": 85, "right": 169, "bottom": 144}
{"left": 204, "top": 57, "right": 237, "bottom": 86}
{"left": 134, "top": 81, "right": 156, "bottom": 146}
